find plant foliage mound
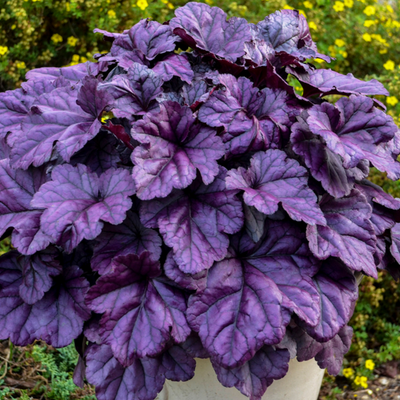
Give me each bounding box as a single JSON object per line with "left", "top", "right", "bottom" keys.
{"left": 1, "top": 3, "right": 400, "bottom": 400}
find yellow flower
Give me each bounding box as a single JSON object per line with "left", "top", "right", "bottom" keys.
{"left": 362, "top": 33, "right": 372, "bottom": 41}
{"left": 167, "top": 2, "right": 174, "bottom": 9}
{"left": 51, "top": 33, "right": 63, "bottom": 44}
{"left": 80, "top": 56, "right": 88, "bottom": 63}
{"left": 380, "top": 49, "right": 388, "bottom": 54}
{"left": 303, "top": 1, "right": 313, "bottom": 9}
{"left": 392, "top": 21, "right": 400, "bottom": 28}
{"left": 365, "top": 360, "right": 375, "bottom": 370}
{"left": 387, "top": 4, "right": 394, "bottom": 12}
{"left": 333, "top": 1, "right": 345, "bottom": 12}
{"left": 343, "top": 368, "right": 354, "bottom": 378}
{"left": 344, "top": 0, "right": 353, "bottom": 7}
{"left": 15, "top": 61, "right": 26, "bottom": 69}
{"left": 72, "top": 54, "right": 80, "bottom": 62}
{"left": 137, "top": 0, "right": 148, "bottom": 10}
{"left": 67, "top": 36, "right": 78, "bottom": 46}
{"left": 387, "top": 96, "right": 399, "bottom": 106}
{"left": 205, "top": 0, "right": 213, "bottom": 4}
{"left": 11, "top": 24, "right": 16, "bottom": 30}
{"left": 309, "top": 21, "right": 317, "bottom": 30}
{"left": 101, "top": 116, "right": 108, "bottom": 123}
{"left": 314, "top": 58, "right": 325, "bottom": 63}
{"left": 299, "top": 9, "right": 307, "bottom": 18}
{"left": 229, "top": 2, "right": 238, "bottom": 10}
{"left": 364, "top": 20, "right": 375, "bottom": 27}
{"left": 0, "top": 46, "right": 8, "bottom": 56}
{"left": 107, "top": 10, "right": 116, "bottom": 18}
{"left": 65, "top": 2, "right": 70, "bottom": 11}
{"left": 384, "top": 60, "right": 395, "bottom": 70}
{"left": 339, "top": 50, "right": 348, "bottom": 58}
{"left": 283, "top": 4, "right": 294, "bottom": 9}
{"left": 354, "top": 376, "right": 368, "bottom": 389}
{"left": 335, "top": 38, "right": 346, "bottom": 47}
{"left": 363, "top": 5, "right": 376, "bottom": 15}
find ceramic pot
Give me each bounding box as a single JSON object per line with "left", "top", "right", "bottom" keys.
{"left": 157, "top": 357, "right": 325, "bottom": 400}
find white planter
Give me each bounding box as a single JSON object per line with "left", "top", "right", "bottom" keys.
{"left": 157, "top": 357, "right": 325, "bottom": 400}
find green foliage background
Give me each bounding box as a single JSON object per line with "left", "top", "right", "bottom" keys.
{"left": 0, "top": 0, "right": 400, "bottom": 397}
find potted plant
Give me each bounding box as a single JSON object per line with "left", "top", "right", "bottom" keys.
{"left": 0, "top": 2, "right": 400, "bottom": 399}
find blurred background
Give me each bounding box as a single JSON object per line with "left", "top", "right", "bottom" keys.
{"left": 0, "top": 0, "right": 399, "bottom": 399}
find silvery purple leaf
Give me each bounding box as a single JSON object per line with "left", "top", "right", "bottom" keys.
{"left": 161, "top": 344, "right": 196, "bottom": 382}
{"left": 187, "top": 254, "right": 290, "bottom": 368}
{"left": 153, "top": 54, "right": 194, "bottom": 84}
{"left": 306, "top": 190, "right": 378, "bottom": 278}
{"left": 8, "top": 80, "right": 111, "bottom": 169}
{"left": 212, "top": 346, "right": 290, "bottom": 400}
{"left": 163, "top": 251, "right": 207, "bottom": 291}
{"left": 19, "top": 248, "right": 62, "bottom": 304}
{"left": 70, "top": 130, "right": 121, "bottom": 175}
{"left": 85, "top": 252, "right": 190, "bottom": 366}
{"left": 140, "top": 168, "right": 243, "bottom": 274}
{"left": 0, "top": 159, "right": 51, "bottom": 255}
{"left": 0, "top": 252, "right": 90, "bottom": 347}
{"left": 390, "top": 223, "right": 400, "bottom": 264}
{"left": 299, "top": 258, "right": 357, "bottom": 342}
{"left": 243, "top": 204, "right": 267, "bottom": 243}
{"left": 291, "top": 115, "right": 357, "bottom": 198}
{"left": 131, "top": 101, "right": 224, "bottom": 200}
{"left": 92, "top": 210, "right": 162, "bottom": 275}
{"left": 288, "top": 67, "right": 389, "bottom": 97}
{"left": 85, "top": 343, "right": 165, "bottom": 400}
{"left": 226, "top": 150, "right": 326, "bottom": 225}
{"left": 181, "top": 81, "right": 209, "bottom": 107}
{"left": 356, "top": 180, "right": 400, "bottom": 235}
{"left": 100, "top": 63, "right": 163, "bottom": 118}
{"left": 31, "top": 164, "right": 135, "bottom": 252}
{"left": 307, "top": 96, "right": 400, "bottom": 179}
{"left": 170, "top": 2, "right": 251, "bottom": 62}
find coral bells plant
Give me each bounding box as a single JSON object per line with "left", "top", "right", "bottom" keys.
{"left": 1, "top": 2, "right": 400, "bottom": 399}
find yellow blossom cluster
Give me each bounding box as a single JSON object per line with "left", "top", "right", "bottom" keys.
{"left": 67, "top": 36, "right": 79, "bottom": 46}
{"left": 0, "top": 46, "right": 8, "bottom": 56}
{"left": 51, "top": 34, "right": 63, "bottom": 44}
{"left": 354, "top": 376, "right": 368, "bottom": 389}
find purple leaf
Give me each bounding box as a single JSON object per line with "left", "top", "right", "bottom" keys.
{"left": 300, "top": 258, "right": 357, "bottom": 342}
{"left": 140, "top": 168, "right": 243, "bottom": 274}
{"left": 306, "top": 190, "right": 378, "bottom": 278}
{"left": 161, "top": 344, "right": 196, "bottom": 381}
{"left": 19, "top": 248, "right": 62, "bottom": 304}
{"left": 153, "top": 54, "right": 194, "bottom": 84}
{"left": 390, "top": 223, "right": 400, "bottom": 264}
{"left": 212, "top": 346, "right": 290, "bottom": 400}
{"left": 307, "top": 96, "right": 400, "bottom": 179}
{"left": 85, "top": 252, "right": 190, "bottom": 365}
{"left": 0, "top": 252, "right": 90, "bottom": 347}
{"left": 131, "top": 101, "right": 224, "bottom": 200}
{"left": 31, "top": 164, "right": 135, "bottom": 252}
{"left": 170, "top": 2, "right": 252, "bottom": 62}
{"left": 187, "top": 253, "right": 290, "bottom": 368}
{"left": 8, "top": 81, "right": 111, "bottom": 169}
{"left": 0, "top": 159, "right": 51, "bottom": 255}
{"left": 100, "top": 63, "right": 163, "bottom": 118}
{"left": 92, "top": 210, "right": 162, "bottom": 275}
{"left": 243, "top": 204, "right": 268, "bottom": 243}
{"left": 181, "top": 81, "right": 209, "bottom": 107}
{"left": 288, "top": 67, "right": 389, "bottom": 97}
{"left": 70, "top": 130, "right": 121, "bottom": 175}
{"left": 85, "top": 343, "right": 165, "bottom": 400}
{"left": 164, "top": 251, "right": 207, "bottom": 291}
{"left": 226, "top": 150, "right": 326, "bottom": 225}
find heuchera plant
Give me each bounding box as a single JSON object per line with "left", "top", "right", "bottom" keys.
{"left": 1, "top": 2, "right": 400, "bottom": 399}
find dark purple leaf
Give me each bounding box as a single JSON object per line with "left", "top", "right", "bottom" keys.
{"left": 243, "top": 204, "right": 267, "bottom": 243}
{"left": 102, "top": 120, "right": 135, "bottom": 150}
{"left": 170, "top": 2, "right": 252, "bottom": 62}
{"left": 288, "top": 67, "right": 389, "bottom": 97}
{"left": 131, "top": 101, "right": 224, "bottom": 200}
{"left": 31, "top": 164, "right": 135, "bottom": 252}
{"left": 19, "top": 248, "right": 62, "bottom": 304}
{"left": 92, "top": 210, "right": 162, "bottom": 275}
{"left": 8, "top": 80, "right": 111, "bottom": 169}
{"left": 85, "top": 343, "right": 165, "bottom": 400}
{"left": 307, "top": 96, "right": 400, "bottom": 179}
{"left": 0, "top": 159, "right": 51, "bottom": 255}
{"left": 153, "top": 54, "right": 194, "bottom": 84}
{"left": 212, "top": 346, "right": 290, "bottom": 400}
{"left": 299, "top": 258, "right": 357, "bottom": 342}
{"left": 161, "top": 344, "right": 196, "bottom": 381}
{"left": 85, "top": 252, "right": 190, "bottom": 366}
{"left": 226, "top": 150, "right": 326, "bottom": 225}
{"left": 390, "top": 223, "right": 400, "bottom": 264}
{"left": 307, "top": 190, "right": 378, "bottom": 278}
{"left": 187, "top": 253, "right": 290, "bottom": 368}
{"left": 99, "top": 63, "right": 163, "bottom": 118}
{"left": 0, "top": 252, "right": 90, "bottom": 347}
{"left": 70, "top": 130, "right": 121, "bottom": 175}
{"left": 181, "top": 81, "right": 209, "bottom": 107}
{"left": 140, "top": 168, "right": 243, "bottom": 274}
